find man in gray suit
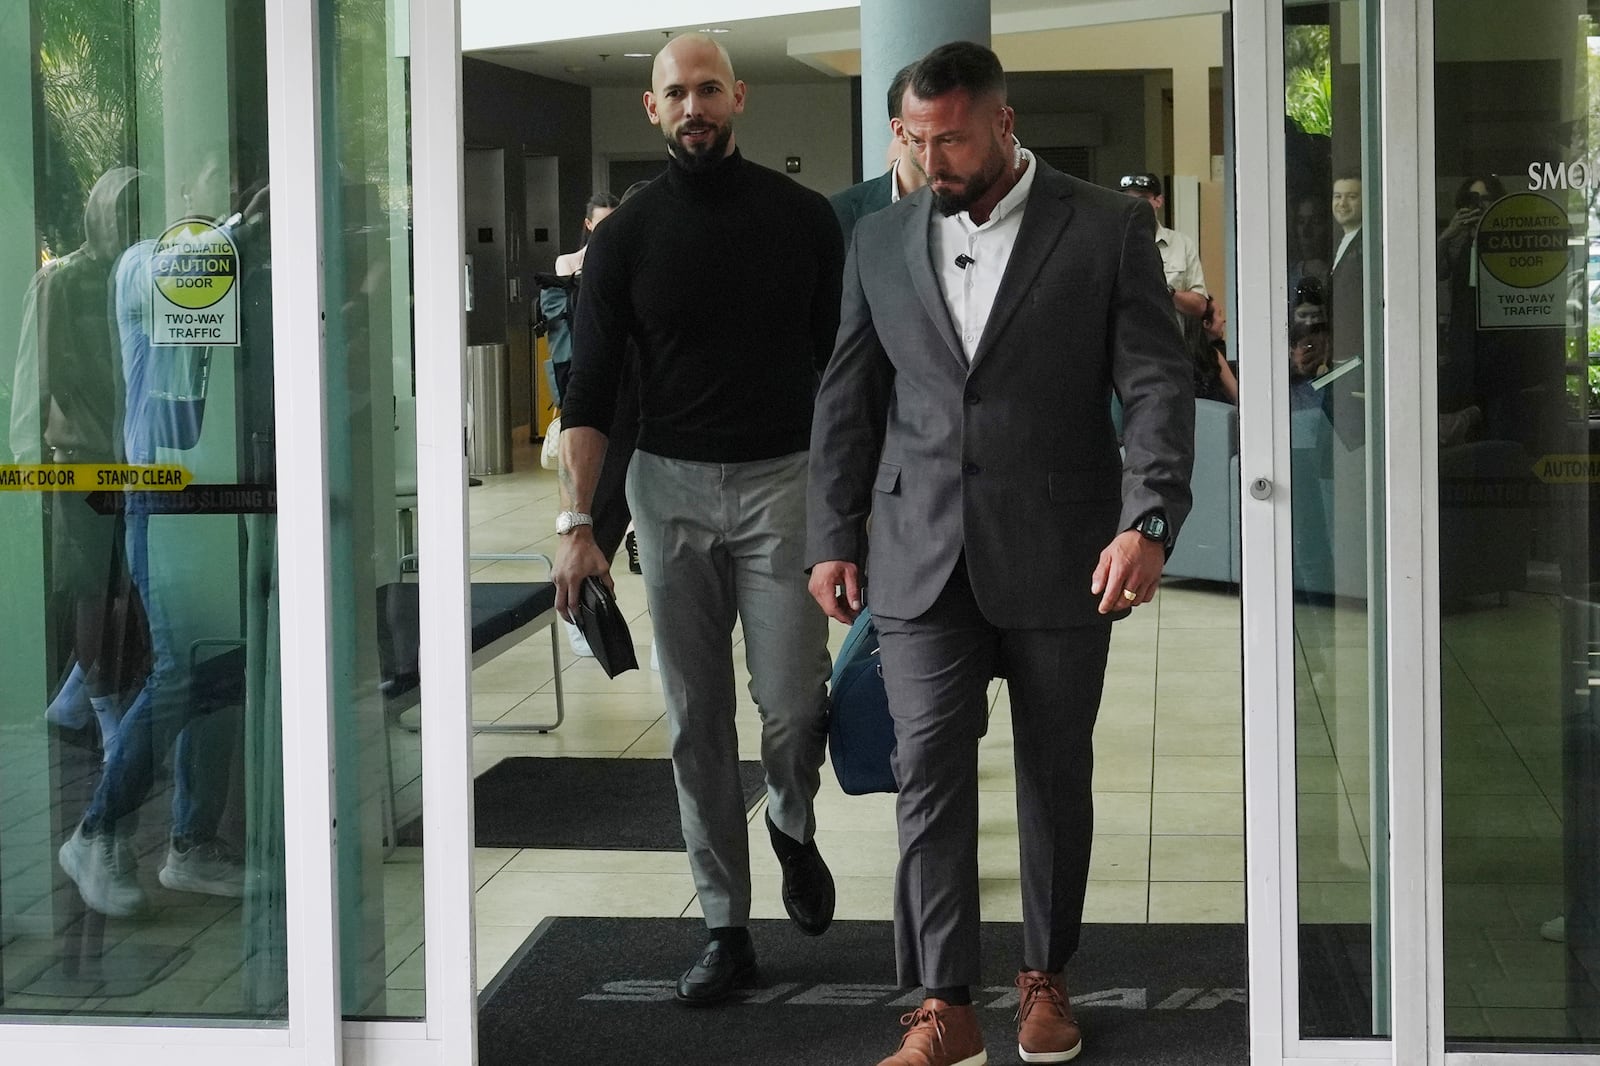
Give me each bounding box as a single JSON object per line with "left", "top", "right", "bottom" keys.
{"left": 807, "top": 42, "right": 1193, "bottom": 1066}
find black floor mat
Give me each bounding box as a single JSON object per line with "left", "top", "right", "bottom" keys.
{"left": 479, "top": 917, "right": 1248, "bottom": 1065}
{"left": 396, "top": 757, "right": 767, "bottom": 850}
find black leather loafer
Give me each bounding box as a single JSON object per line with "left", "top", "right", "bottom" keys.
{"left": 767, "top": 813, "right": 836, "bottom": 937}
{"left": 675, "top": 935, "right": 758, "bottom": 1006}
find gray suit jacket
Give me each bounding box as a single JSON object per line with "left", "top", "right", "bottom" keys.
{"left": 806, "top": 163, "right": 1194, "bottom": 629}
{"left": 830, "top": 170, "right": 894, "bottom": 247}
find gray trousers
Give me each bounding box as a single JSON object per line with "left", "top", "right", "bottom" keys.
{"left": 626, "top": 449, "right": 831, "bottom": 928}
{"left": 875, "top": 559, "right": 1113, "bottom": 988}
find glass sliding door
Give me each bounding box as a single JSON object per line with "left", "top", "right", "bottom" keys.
{"left": 1278, "top": 0, "right": 1391, "bottom": 1042}
{"left": 1432, "top": 0, "right": 1600, "bottom": 1049}
{"left": 319, "top": 0, "right": 428, "bottom": 1022}
{"left": 0, "top": 0, "right": 288, "bottom": 1025}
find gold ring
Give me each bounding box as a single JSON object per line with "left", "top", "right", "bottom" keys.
{"left": 1122, "top": 588, "right": 1138, "bottom": 602}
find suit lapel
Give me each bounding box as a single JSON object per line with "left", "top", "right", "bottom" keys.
{"left": 903, "top": 193, "right": 967, "bottom": 369}
{"left": 969, "top": 168, "right": 1074, "bottom": 373}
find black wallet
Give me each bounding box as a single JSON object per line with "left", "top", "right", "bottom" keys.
{"left": 577, "top": 576, "right": 639, "bottom": 678}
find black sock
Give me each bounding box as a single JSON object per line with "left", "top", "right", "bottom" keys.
{"left": 926, "top": 985, "right": 971, "bottom": 1006}
{"left": 709, "top": 926, "right": 751, "bottom": 949}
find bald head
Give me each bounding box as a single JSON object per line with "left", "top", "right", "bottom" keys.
{"left": 652, "top": 33, "right": 736, "bottom": 93}
{"left": 644, "top": 33, "right": 746, "bottom": 171}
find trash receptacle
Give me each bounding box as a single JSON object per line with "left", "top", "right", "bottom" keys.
{"left": 466, "top": 342, "right": 512, "bottom": 475}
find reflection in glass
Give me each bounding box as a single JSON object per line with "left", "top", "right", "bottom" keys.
{"left": 322, "top": 0, "right": 424, "bottom": 1020}
{"left": 0, "top": 1, "right": 285, "bottom": 1023}
{"left": 1285, "top": 0, "right": 1388, "bottom": 1040}
{"left": 1435, "top": 0, "right": 1600, "bottom": 1047}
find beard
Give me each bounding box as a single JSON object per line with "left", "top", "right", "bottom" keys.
{"left": 665, "top": 120, "right": 734, "bottom": 172}
{"left": 925, "top": 146, "right": 1008, "bottom": 217}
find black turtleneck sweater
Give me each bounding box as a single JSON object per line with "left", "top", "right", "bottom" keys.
{"left": 561, "top": 149, "right": 845, "bottom": 463}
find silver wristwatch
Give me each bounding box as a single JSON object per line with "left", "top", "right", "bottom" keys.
{"left": 555, "top": 510, "right": 594, "bottom": 535}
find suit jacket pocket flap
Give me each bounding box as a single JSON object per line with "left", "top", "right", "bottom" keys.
{"left": 874, "top": 462, "right": 901, "bottom": 494}
{"left": 1049, "top": 467, "right": 1120, "bottom": 502}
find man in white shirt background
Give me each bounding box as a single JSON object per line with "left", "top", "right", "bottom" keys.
{"left": 1118, "top": 171, "right": 1209, "bottom": 323}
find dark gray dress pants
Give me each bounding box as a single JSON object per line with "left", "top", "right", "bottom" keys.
{"left": 874, "top": 558, "right": 1113, "bottom": 988}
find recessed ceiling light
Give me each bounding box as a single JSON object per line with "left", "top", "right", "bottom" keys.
{"left": 624, "top": 52, "right": 652, "bottom": 58}
{"left": 700, "top": 27, "right": 731, "bottom": 34}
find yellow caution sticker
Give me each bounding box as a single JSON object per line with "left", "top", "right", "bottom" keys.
{"left": 1478, "top": 194, "right": 1570, "bottom": 288}
{"left": 151, "top": 217, "right": 240, "bottom": 346}
{"left": 0, "top": 464, "right": 194, "bottom": 491}
{"left": 1533, "top": 455, "right": 1600, "bottom": 483}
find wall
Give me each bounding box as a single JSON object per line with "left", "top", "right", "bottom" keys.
{"left": 462, "top": 57, "right": 591, "bottom": 433}
{"left": 590, "top": 80, "right": 856, "bottom": 197}
{"left": 1009, "top": 72, "right": 1150, "bottom": 191}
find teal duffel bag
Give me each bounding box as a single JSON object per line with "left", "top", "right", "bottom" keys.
{"left": 826, "top": 607, "right": 898, "bottom": 795}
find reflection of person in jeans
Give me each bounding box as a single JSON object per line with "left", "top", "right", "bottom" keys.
{"left": 57, "top": 187, "right": 262, "bottom": 918}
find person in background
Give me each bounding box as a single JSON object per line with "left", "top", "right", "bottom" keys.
{"left": 830, "top": 62, "right": 926, "bottom": 244}
{"left": 1194, "top": 297, "right": 1239, "bottom": 405}
{"left": 1119, "top": 171, "right": 1209, "bottom": 324}
{"left": 547, "top": 192, "right": 620, "bottom": 657}
{"left": 554, "top": 192, "right": 619, "bottom": 277}
{"left": 1327, "top": 171, "right": 1364, "bottom": 365}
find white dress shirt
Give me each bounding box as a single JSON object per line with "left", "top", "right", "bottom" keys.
{"left": 1334, "top": 227, "right": 1360, "bottom": 270}
{"left": 931, "top": 145, "right": 1039, "bottom": 363}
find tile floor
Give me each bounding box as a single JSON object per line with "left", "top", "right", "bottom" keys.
{"left": 449, "top": 443, "right": 1263, "bottom": 993}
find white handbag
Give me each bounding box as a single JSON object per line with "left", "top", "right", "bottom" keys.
{"left": 540, "top": 416, "right": 561, "bottom": 470}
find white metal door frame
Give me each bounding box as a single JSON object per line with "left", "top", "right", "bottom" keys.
{"left": 0, "top": 0, "right": 343, "bottom": 1059}
{"left": 344, "top": 0, "right": 477, "bottom": 1059}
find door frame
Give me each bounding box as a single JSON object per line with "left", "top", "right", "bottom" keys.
{"left": 0, "top": 0, "right": 343, "bottom": 1058}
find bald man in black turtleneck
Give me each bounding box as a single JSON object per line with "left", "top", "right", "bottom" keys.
{"left": 555, "top": 33, "right": 845, "bottom": 1008}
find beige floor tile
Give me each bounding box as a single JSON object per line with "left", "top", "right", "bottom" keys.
{"left": 473, "top": 718, "right": 656, "bottom": 755}
{"left": 503, "top": 849, "right": 692, "bottom": 875}
{"left": 1154, "top": 722, "right": 1242, "bottom": 757}
{"left": 1148, "top": 881, "right": 1244, "bottom": 922}
{"left": 1095, "top": 791, "right": 1153, "bottom": 835}
{"left": 506, "top": 690, "right": 667, "bottom": 723}
{"left": 1149, "top": 835, "right": 1243, "bottom": 881}
{"left": 1153, "top": 755, "right": 1242, "bottom": 793}
{"left": 474, "top": 870, "right": 697, "bottom": 925}
{"left": 1083, "top": 880, "right": 1150, "bottom": 922}
{"left": 1152, "top": 792, "right": 1242, "bottom": 835}
{"left": 475, "top": 923, "right": 539, "bottom": 989}
{"left": 1156, "top": 586, "right": 1242, "bottom": 628}
{"left": 1094, "top": 751, "right": 1154, "bottom": 792}
{"left": 1088, "top": 835, "right": 1150, "bottom": 881}
{"left": 470, "top": 653, "right": 557, "bottom": 693}
{"left": 1154, "top": 688, "right": 1242, "bottom": 724}
{"left": 1156, "top": 631, "right": 1245, "bottom": 673}
{"left": 976, "top": 878, "right": 1028, "bottom": 921}
{"left": 473, "top": 848, "right": 518, "bottom": 889}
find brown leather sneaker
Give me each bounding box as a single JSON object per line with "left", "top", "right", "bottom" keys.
{"left": 875, "top": 998, "right": 987, "bottom": 1066}
{"left": 1015, "top": 970, "right": 1082, "bottom": 1063}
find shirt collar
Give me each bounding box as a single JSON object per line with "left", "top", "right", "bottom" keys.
{"left": 890, "top": 159, "right": 903, "bottom": 204}
{"left": 959, "top": 145, "right": 1037, "bottom": 230}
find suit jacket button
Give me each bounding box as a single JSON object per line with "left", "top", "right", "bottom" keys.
{"left": 963, "top": 462, "right": 981, "bottom": 475}
{"left": 965, "top": 390, "right": 980, "bottom": 405}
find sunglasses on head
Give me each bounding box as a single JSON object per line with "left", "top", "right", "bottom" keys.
{"left": 1119, "top": 174, "right": 1156, "bottom": 190}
